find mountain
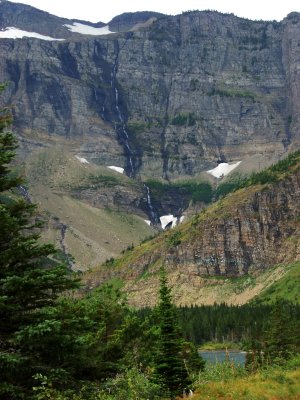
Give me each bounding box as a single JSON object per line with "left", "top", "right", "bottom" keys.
{"left": 0, "top": 0, "right": 103, "bottom": 39}
{"left": 0, "top": 1, "right": 164, "bottom": 38}
{"left": 1, "top": 4, "right": 300, "bottom": 178}
{"left": 1, "top": 1, "right": 300, "bottom": 276}
{"left": 85, "top": 153, "right": 300, "bottom": 306}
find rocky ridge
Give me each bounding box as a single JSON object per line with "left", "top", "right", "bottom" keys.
{"left": 85, "top": 158, "right": 300, "bottom": 306}
{"left": 0, "top": 5, "right": 300, "bottom": 180}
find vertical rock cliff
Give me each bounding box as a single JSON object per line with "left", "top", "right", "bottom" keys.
{"left": 0, "top": 9, "right": 300, "bottom": 179}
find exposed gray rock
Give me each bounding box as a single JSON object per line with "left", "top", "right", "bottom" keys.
{"left": 1, "top": 9, "right": 299, "bottom": 182}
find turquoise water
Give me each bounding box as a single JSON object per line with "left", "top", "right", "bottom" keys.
{"left": 199, "top": 350, "right": 246, "bottom": 366}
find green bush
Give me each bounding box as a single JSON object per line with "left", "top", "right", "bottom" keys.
{"left": 103, "top": 368, "right": 161, "bottom": 400}
{"left": 197, "top": 362, "right": 247, "bottom": 384}
{"left": 171, "top": 112, "right": 196, "bottom": 126}
{"left": 167, "top": 231, "right": 182, "bottom": 247}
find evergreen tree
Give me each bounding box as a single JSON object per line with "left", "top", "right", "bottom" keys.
{"left": 0, "top": 86, "right": 79, "bottom": 398}
{"left": 153, "top": 267, "right": 191, "bottom": 399}
{"left": 264, "top": 299, "right": 299, "bottom": 364}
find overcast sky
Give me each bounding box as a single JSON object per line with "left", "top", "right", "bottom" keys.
{"left": 8, "top": 0, "right": 300, "bottom": 23}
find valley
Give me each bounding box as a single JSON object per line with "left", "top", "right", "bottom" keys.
{"left": 1, "top": 2, "right": 300, "bottom": 398}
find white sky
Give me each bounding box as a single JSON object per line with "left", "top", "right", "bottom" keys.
{"left": 7, "top": 0, "right": 300, "bottom": 23}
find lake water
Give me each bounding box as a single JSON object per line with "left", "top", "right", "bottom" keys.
{"left": 199, "top": 350, "right": 246, "bottom": 366}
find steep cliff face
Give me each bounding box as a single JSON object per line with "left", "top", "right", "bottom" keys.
{"left": 282, "top": 12, "right": 300, "bottom": 149}
{"left": 122, "top": 168, "right": 300, "bottom": 275}
{"left": 86, "top": 162, "right": 300, "bottom": 305}
{"left": 1, "top": 7, "right": 300, "bottom": 180}
{"left": 168, "top": 174, "right": 300, "bottom": 275}
{"left": 116, "top": 12, "right": 290, "bottom": 178}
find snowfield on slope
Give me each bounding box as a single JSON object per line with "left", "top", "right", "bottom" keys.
{"left": 0, "top": 27, "right": 64, "bottom": 40}
{"left": 207, "top": 161, "right": 241, "bottom": 178}
{"left": 64, "top": 23, "right": 112, "bottom": 35}
{"left": 107, "top": 166, "right": 124, "bottom": 174}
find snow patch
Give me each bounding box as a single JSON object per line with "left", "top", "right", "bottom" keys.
{"left": 0, "top": 27, "right": 64, "bottom": 41}
{"left": 64, "top": 23, "right": 112, "bottom": 35}
{"left": 108, "top": 166, "right": 124, "bottom": 174}
{"left": 160, "top": 215, "right": 177, "bottom": 230}
{"left": 144, "top": 220, "right": 151, "bottom": 226}
{"left": 207, "top": 161, "right": 241, "bottom": 178}
{"left": 75, "top": 155, "right": 89, "bottom": 164}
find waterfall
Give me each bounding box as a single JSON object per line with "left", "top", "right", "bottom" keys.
{"left": 111, "top": 58, "right": 135, "bottom": 176}
{"left": 144, "top": 184, "right": 160, "bottom": 224}
{"left": 110, "top": 47, "right": 159, "bottom": 224}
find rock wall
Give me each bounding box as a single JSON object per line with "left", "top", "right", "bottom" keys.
{"left": 116, "top": 169, "right": 300, "bottom": 279}
{"left": 1, "top": 10, "right": 300, "bottom": 179}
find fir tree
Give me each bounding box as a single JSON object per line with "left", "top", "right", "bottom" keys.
{"left": 264, "top": 299, "right": 299, "bottom": 364}
{"left": 0, "top": 86, "right": 79, "bottom": 398}
{"left": 153, "top": 267, "right": 191, "bottom": 399}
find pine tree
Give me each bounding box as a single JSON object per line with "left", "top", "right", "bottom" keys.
{"left": 0, "top": 86, "right": 79, "bottom": 398}
{"left": 153, "top": 267, "right": 191, "bottom": 399}
{"left": 264, "top": 299, "right": 299, "bottom": 364}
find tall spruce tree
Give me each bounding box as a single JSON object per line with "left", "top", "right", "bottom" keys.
{"left": 153, "top": 267, "right": 191, "bottom": 399}
{"left": 264, "top": 299, "right": 299, "bottom": 364}
{"left": 0, "top": 86, "right": 79, "bottom": 398}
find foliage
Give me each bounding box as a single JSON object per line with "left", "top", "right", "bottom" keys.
{"left": 32, "top": 368, "right": 162, "bottom": 400}
{"left": 103, "top": 368, "right": 162, "bottom": 400}
{"left": 171, "top": 112, "right": 196, "bottom": 126}
{"left": 194, "top": 360, "right": 300, "bottom": 400}
{"left": 176, "top": 303, "right": 273, "bottom": 344}
{"left": 197, "top": 360, "right": 247, "bottom": 384}
{"left": 167, "top": 231, "right": 182, "bottom": 247}
{"left": 264, "top": 300, "right": 300, "bottom": 364}
{"left": 138, "top": 302, "right": 300, "bottom": 346}
{"left": 199, "top": 341, "right": 241, "bottom": 350}
{"left": 215, "top": 150, "right": 300, "bottom": 200}
{"left": 72, "top": 174, "right": 120, "bottom": 191}
{"left": 127, "top": 121, "right": 149, "bottom": 134}
{"left": 0, "top": 87, "right": 136, "bottom": 398}
{"left": 254, "top": 261, "right": 300, "bottom": 303}
{"left": 245, "top": 339, "right": 264, "bottom": 372}
{"left": 152, "top": 268, "right": 192, "bottom": 398}
{"left": 0, "top": 86, "right": 80, "bottom": 398}
{"left": 215, "top": 174, "right": 245, "bottom": 199}
{"left": 209, "top": 85, "right": 258, "bottom": 101}
{"left": 146, "top": 179, "right": 213, "bottom": 204}
{"left": 112, "top": 311, "right": 159, "bottom": 372}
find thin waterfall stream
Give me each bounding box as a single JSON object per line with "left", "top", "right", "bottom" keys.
{"left": 110, "top": 50, "right": 159, "bottom": 225}
{"left": 144, "top": 184, "right": 160, "bottom": 225}
{"left": 111, "top": 56, "right": 134, "bottom": 176}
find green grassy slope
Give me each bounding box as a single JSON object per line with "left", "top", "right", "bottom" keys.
{"left": 253, "top": 261, "right": 300, "bottom": 304}
{"left": 23, "top": 147, "right": 154, "bottom": 270}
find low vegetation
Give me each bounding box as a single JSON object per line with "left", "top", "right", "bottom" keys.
{"left": 254, "top": 261, "right": 300, "bottom": 304}
{"left": 209, "top": 85, "right": 259, "bottom": 101}
{"left": 146, "top": 178, "right": 213, "bottom": 204}
{"left": 171, "top": 112, "right": 197, "bottom": 126}
{"left": 216, "top": 150, "right": 300, "bottom": 199}
{"left": 194, "top": 358, "right": 300, "bottom": 400}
